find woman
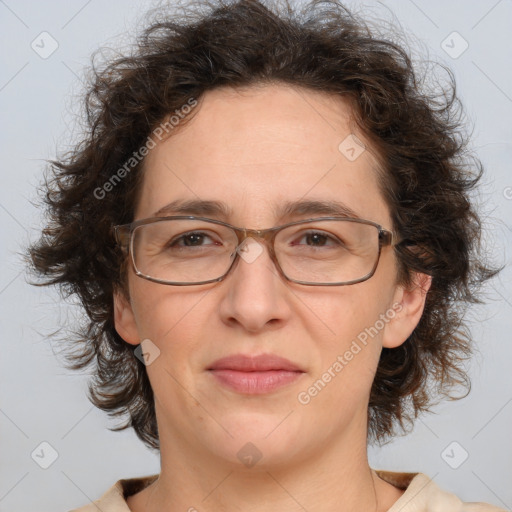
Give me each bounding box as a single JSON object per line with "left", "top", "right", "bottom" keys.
{"left": 28, "top": 0, "right": 504, "bottom": 510}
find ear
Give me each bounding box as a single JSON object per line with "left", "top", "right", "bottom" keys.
{"left": 382, "top": 272, "right": 432, "bottom": 349}
{"left": 113, "top": 290, "right": 140, "bottom": 346}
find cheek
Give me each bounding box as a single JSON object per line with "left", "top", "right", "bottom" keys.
{"left": 129, "top": 284, "right": 210, "bottom": 401}
{"left": 129, "top": 276, "right": 210, "bottom": 341}
{"left": 296, "top": 294, "right": 388, "bottom": 422}
{"left": 127, "top": 282, "right": 218, "bottom": 392}
{"left": 301, "top": 277, "right": 392, "bottom": 345}
{"left": 299, "top": 279, "right": 394, "bottom": 389}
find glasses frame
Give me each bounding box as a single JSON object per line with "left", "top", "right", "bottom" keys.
{"left": 113, "top": 215, "right": 395, "bottom": 286}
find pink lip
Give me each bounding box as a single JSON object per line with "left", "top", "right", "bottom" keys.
{"left": 208, "top": 354, "right": 305, "bottom": 394}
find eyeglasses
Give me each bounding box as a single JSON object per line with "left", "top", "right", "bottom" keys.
{"left": 113, "top": 216, "right": 395, "bottom": 286}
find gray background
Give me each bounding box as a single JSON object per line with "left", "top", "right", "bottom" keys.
{"left": 0, "top": 0, "right": 511, "bottom": 510}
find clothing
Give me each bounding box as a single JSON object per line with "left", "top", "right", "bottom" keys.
{"left": 69, "top": 470, "right": 507, "bottom": 511}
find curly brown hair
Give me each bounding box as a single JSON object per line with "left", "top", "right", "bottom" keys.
{"left": 27, "top": 0, "right": 498, "bottom": 451}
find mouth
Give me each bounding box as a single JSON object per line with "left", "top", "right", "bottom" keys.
{"left": 207, "top": 354, "right": 305, "bottom": 395}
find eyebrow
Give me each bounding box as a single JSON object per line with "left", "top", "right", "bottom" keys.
{"left": 153, "top": 199, "right": 233, "bottom": 218}
{"left": 152, "top": 198, "right": 361, "bottom": 221}
{"left": 277, "top": 199, "right": 360, "bottom": 220}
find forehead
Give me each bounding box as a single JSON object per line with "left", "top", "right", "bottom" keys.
{"left": 136, "top": 84, "right": 391, "bottom": 228}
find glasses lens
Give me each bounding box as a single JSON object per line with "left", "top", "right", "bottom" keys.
{"left": 275, "top": 220, "right": 379, "bottom": 284}
{"left": 130, "top": 218, "right": 381, "bottom": 285}
{"left": 132, "top": 219, "right": 237, "bottom": 283}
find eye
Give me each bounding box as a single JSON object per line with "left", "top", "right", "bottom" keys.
{"left": 291, "top": 230, "right": 343, "bottom": 248}
{"left": 168, "top": 231, "right": 221, "bottom": 248}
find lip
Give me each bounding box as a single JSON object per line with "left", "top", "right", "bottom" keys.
{"left": 208, "top": 354, "right": 303, "bottom": 372}
{"left": 208, "top": 354, "right": 305, "bottom": 395}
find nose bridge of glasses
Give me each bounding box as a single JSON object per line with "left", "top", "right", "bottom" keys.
{"left": 228, "top": 227, "right": 280, "bottom": 270}
{"left": 233, "top": 226, "right": 276, "bottom": 247}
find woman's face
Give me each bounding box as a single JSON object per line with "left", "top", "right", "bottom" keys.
{"left": 114, "top": 84, "right": 428, "bottom": 468}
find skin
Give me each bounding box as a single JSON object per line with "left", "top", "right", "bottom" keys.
{"left": 114, "top": 83, "right": 431, "bottom": 512}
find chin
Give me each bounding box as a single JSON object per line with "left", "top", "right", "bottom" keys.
{"left": 200, "top": 411, "right": 309, "bottom": 468}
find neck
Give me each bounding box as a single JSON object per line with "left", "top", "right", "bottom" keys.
{"left": 128, "top": 413, "right": 403, "bottom": 512}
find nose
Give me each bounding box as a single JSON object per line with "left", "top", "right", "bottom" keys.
{"left": 218, "top": 237, "right": 291, "bottom": 333}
